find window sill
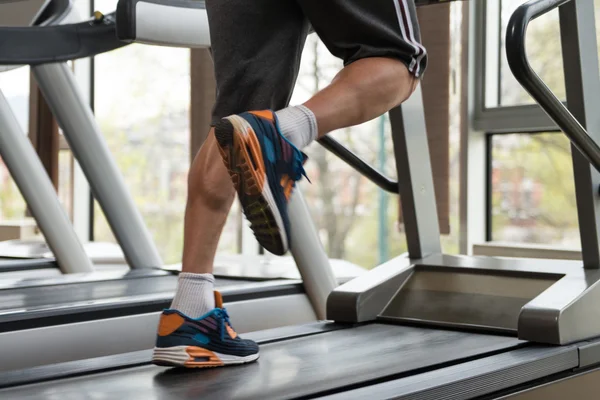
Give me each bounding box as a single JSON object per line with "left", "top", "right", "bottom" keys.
{"left": 472, "top": 241, "right": 581, "bottom": 261}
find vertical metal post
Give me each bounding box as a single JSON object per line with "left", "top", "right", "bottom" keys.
{"left": 288, "top": 189, "right": 337, "bottom": 320}
{"left": 33, "top": 63, "right": 164, "bottom": 269}
{"left": 559, "top": 0, "right": 600, "bottom": 269}
{"left": 389, "top": 85, "right": 442, "bottom": 259}
{"left": 0, "top": 90, "right": 93, "bottom": 273}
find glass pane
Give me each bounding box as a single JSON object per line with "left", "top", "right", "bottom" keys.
{"left": 489, "top": 0, "right": 600, "bottom": 108}
{"left": 0, "top": 67, "right": 30, "bottom": 222}
{"left": 496, "top": 0, "right": 565, "bottom": 107}
{"left": 92, "top": 44, "right": 198, "bottom": 264}
{"left": 490, "top": 133, "right": 580, "bottom": 248}
{"left": 58, "top": 150, "right": 74, "bottom": 219}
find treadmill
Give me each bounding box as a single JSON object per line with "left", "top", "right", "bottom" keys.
{"left": 3, "top": 0, "right": 599, "bottom": 398}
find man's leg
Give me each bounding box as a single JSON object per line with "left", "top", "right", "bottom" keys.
{"left": 215, "top": 0, "right": 425, "bottom": 255}
{"left": 167, "top": 130, "right": 235, "bottom": 319}
{"left": 304, "top": 58, "right": 418, "bottom": 137}
{"left": 152, "top": 0, "right": 309, "bottom": 368}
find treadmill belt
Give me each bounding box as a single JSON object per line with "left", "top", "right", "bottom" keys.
{"left": 0, "top": 324, "right": 523, "bottom": 399}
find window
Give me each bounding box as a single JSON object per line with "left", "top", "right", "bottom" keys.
{"left": 471, "top": 0, "right": 600, "bottom": 253}
{"left": 92, "top": 43, "right": 193, "bottom": 264}
{"left": 487, "top": 0, "right": 600, "bottom": 109}
{"left": 485, "top": 0, "right": 565, "bottom": 108}
{"left": 292, "top": 24, "right": 463, "bottom": 268}
{"left": 489, "top": 133, "right": 579, "bottom": 248}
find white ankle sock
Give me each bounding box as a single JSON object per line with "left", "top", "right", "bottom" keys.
{"left": 169, "top": 272, "right": 215, "bottom": 318}
{"left": 275, "top": 105, "right": 318, "bottom": 149}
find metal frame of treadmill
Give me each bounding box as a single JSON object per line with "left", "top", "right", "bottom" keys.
{"left": 0, "top": 0, "right": 94, "bottom": 274}
{"left": 328, "top": 0, "right": 600, "bottom": 346}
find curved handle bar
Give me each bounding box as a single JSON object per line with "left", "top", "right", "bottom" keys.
{"left": 318, "top": 136, "right": 399, "bottom": 194}
{"left": 506, "top": 0, "right": 600, "bottom": 172}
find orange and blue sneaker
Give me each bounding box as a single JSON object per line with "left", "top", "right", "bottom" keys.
{"left": 214, "top": 110, "right": 308, "bottom": 255}
{"left": 152, "top": 291, "right": 259, "bottom": 368}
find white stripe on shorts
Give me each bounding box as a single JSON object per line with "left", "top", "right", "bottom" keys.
{"left": 393, "top": 0, "right": 427, "bottom": 77}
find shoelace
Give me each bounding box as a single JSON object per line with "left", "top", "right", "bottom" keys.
{"left": 214, "top": 308, "right": 233, "bottom": 341}
{"left": 276, "top": 149, "right": 310, "bottom": 184}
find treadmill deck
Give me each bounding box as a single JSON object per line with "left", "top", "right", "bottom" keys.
{"left": 0, "top": 324, "right": 523, "bottom": 399}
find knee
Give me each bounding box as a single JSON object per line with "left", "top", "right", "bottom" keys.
{"left": 389, "top": 60, "right": 419, "bottom": 106}
{"left": 187, "top": 134, "right": 235, "bottom": 212}
{"left": 405, "top": 73, "right": 419, "bottom": 101}
{"left": 348, "top": 57, "right": 418, "bottom": 114}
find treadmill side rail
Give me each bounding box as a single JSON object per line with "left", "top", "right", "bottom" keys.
{"left": 326, "top": 254, "right": 411, "bottom": 322}
{"left": 321, "top": 345, "right": 579, "bottom": 400}
{"left": 519, "top": 270, "right": 600, "bottom": 344}
{"left": 0, "top": 13, "right": 127, "bottom": 65}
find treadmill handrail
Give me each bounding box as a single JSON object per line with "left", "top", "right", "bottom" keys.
{"left": 506, "top": 0, "right": 600, "bottom": 173}
{"left": 317, "top": 136, "right": 399, "bottom": 194}
{"left": 0, "top": 12, "right": 127, "bottom": 65}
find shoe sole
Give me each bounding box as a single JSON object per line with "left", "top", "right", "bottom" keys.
{"left": 152, "top": 346, "right": 259, "bottom": 368}
{"left": 215, "top": 115, "right": 288, "bottom": 255}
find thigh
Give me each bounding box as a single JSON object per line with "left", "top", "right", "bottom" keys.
{"left": 205, "top": 0, "right": 310, "bottom": 124}
{"left": 297, "top": 0, "right": 427, "bottom": 77}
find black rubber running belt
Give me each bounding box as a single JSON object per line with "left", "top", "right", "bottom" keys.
{"left": 0, "top": 324, "right": 522, "bottom": 399}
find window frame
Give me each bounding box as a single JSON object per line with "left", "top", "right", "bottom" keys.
{"left": 461, "top": 0, "right": 566, "bottom": 254}
{"left": 474, "top": 0, "right": 561, "bottom": 133}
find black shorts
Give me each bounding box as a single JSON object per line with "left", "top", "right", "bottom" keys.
{"left": 205, "top": 0, "right": 427, "bottom": 125}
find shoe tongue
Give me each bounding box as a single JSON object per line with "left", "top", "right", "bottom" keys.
{"left": 214, "top": 291, "right": 224, "bottom": 309}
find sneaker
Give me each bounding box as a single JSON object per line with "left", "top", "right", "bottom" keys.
{"left": 152, "top": 291, "right": 259, "bottom": 368}
{"left": 214, "top": 110, "right": 308, "bottom": 255}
